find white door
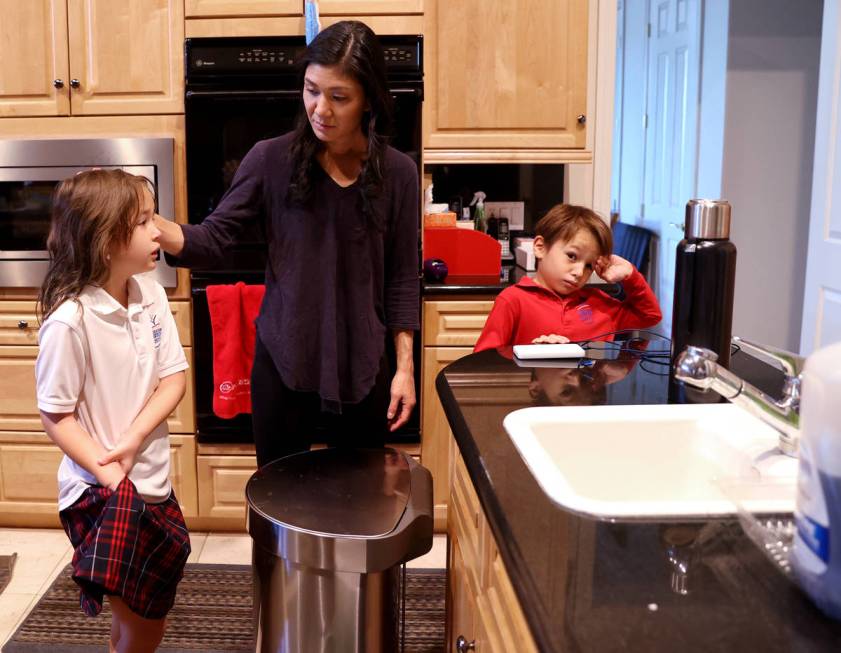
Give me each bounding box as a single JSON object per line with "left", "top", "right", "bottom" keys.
{"left": 801, "top": 0, "right": 841, "bottom": 354}
{"left": 639, "top": 0, "right": 701, "bottom": 333}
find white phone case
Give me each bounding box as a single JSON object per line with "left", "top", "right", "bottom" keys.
{"left": 512, "top": 343, "right": 586, "bottom": 359}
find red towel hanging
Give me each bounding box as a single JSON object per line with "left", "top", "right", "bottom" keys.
{"left": 206, "top": 282, "right": 266, "bottom": 418}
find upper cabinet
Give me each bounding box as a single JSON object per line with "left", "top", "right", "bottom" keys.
{"left": 0, "top": 0, "right": 184, "bottom": 118}
{"left": 423, "top": 0, "right": 589, "bottom": 163}
{"left": 0, "top": 0, "right": 70, "bottom": 117}
{"left": 185, "top": 0, "right": 302, "bottom": 17}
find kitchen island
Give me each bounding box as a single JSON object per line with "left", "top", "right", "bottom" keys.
{"left": 436, "top": 337, "right": 841, "bottom": 652}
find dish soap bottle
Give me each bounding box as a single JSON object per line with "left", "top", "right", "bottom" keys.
{"left": 470, "top": 191, "right": 487, "bottom": 233}
{"left": 790, "top": 340, "right": 841, "bottom": 620}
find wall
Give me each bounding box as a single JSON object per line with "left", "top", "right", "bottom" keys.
{"left": 721, "top": 0, "right": 822, "bottom": 352}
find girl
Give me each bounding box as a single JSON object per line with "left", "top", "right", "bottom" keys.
{"left": 35, "top": 169, "right": 190, "bottom": 653}
{"left": 475, "top": 204, "right": 662, "bottom": 352}
{"left": 153, "top": 21, "right": 419, "bottom": 468}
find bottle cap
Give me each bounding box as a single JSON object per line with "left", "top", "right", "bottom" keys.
{"left": 685, "top": 199, "right": 731, "bottom": 239}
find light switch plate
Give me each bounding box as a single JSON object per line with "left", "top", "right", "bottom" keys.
{"left": 484, "top": 201, "right": 525, "bottom": 230}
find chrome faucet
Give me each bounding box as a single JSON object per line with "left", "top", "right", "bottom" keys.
{"left": 673, "top": 337, "right": 805, "bottom": 456}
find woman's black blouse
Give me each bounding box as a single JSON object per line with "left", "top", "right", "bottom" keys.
{"left": 169, "top": 133, "right": 420, "bottom": 412}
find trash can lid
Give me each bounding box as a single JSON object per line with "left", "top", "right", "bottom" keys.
{"left": 246, "top": 448, "right": 412, "bottom": 538}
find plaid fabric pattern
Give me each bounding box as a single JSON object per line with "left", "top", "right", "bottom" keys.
{"left": 59, "top": 476, "right": 191, "bottom": 619}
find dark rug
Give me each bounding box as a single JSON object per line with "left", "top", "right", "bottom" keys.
{"left": 3, "top": 563, "right": 445, "bottom": 653}
{"left": 0, "top": 554, "right": 17, "bottom": 595}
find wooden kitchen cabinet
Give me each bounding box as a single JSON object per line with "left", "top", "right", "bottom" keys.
{"left": 185, "top": 0, "right": 302, "bottom": 17}
{"left": 0, "top": 0, "right": 184, "bottom": 117}
{"left": 423, "top": 0, "right": 589, "bottom": 162}
{"left": 447, "top": 442, "right": 538, "bottom": 653}
{"left": 0, "top": 431, "right": 197, "bottom": 527}
{"left": 0, "top": 0, "right": 70, "bottom": 117}
{"left": 421, "top": 299, "right": 493, "bottom": 532}
{"left": 319, "top": 0, "right": 423, "bottom": 14}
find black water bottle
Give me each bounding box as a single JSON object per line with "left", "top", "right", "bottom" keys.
{"left": 671, "top": 199, "right": 737, "bottom": 372}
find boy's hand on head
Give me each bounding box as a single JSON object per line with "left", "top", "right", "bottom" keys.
{"left": 594, "top": 255, "right": 633, "bottom": 283}
{"left": 531, "top": 334, "right": 570, "bottom": 344}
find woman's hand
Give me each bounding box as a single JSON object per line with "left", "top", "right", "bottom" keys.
{"left": 531, "top": 334, "right": 570, "bottom": 344}
{"left": 594, "top": 254, "right": 634, "bottom": 283}
{"left": 153, "top": 214, "right": 185, "bottom": 256}
{"left": 387, "top": 369, "right": 416, "bottom": 432}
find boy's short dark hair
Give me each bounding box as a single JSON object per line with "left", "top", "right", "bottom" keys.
{"left": 534, "top": 204, "right": 613, "bottom": 257}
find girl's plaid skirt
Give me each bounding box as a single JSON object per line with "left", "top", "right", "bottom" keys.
{"left": 59, "top": 476, "right": 191, "bottom": 619}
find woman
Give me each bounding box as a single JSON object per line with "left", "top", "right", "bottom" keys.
{"left": 154, "top": 21, "right": 419, "bottom": 467}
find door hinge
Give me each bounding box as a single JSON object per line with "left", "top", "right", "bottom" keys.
{"left": 647, "top": 23, "right": 652, "bottom": 38}
{"left": 643, "top": 113, "right": 648, "bottom": 129}
{"left": 640, "top": 203, "right": 645, "bottom": 218}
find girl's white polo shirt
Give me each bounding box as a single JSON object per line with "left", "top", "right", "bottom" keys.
{"left": 35, "top": 275, "right": 189, "bottom": 510}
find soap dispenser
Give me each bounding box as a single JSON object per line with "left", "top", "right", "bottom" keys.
{"left": 790, "top": 340, "right": 841, "bottom": 620}
{"left": 470, "top": 191, "right": 487, "bottom": 233}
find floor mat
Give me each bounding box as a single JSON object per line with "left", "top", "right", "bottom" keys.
{"left": 4, "top": 563, "right": 445, "bottom": 653}
{"left": 0, "top": 554, "right": 17, "bottom": 595}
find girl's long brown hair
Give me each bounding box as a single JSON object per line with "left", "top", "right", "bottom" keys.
{"left": 37, "top": 169, "right": 151, "bottom": 322}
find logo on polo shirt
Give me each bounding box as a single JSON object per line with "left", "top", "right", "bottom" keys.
{"left": 150, "top": 314, "right": 162, "bottom": 349}
{"left": 576, "top": 303, "right": 594, "bottom": 323}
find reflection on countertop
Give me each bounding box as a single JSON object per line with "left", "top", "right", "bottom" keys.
{"left": 435, "top": 336, "right": 841, "bottom": 652}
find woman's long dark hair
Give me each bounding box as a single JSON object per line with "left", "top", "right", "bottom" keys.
{"left": 286, "top": 20, "right": 394, "bottom": 229}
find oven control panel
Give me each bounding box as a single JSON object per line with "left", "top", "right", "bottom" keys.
{"left": 186, "top": 37, "right": 422, "bottom": 77}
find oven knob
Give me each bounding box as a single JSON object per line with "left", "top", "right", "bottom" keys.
{"left": 70, "top": 79, "right": 81, "bottom": 89}
{"left": 53, "top": 79, "right": 64, "bottom": 89}
{"left": 18, "top": 320, "right": 28, "bottom": 329}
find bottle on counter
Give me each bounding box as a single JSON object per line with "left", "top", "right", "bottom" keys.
{"left": 470, "top": 191, "right": 487, "bottom": 233}
{"left": 791, "top": 340, "right": 841, "bottom": 621}
{"left": 670, "top": 199, "right": 737, "bottom": 402}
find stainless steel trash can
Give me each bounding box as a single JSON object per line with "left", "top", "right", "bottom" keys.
{"left": 246, "top": 447, "right": 433, "bottom": 653}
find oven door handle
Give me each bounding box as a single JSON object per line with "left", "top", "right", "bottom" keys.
{"left": 185, "top": 89, "right": 301, "bottom": 99}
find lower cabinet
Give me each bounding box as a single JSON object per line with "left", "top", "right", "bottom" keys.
{"left": 421, "top": 298, "right": 493, "bottom": 532}
{"left": 0, "top": 432, "right": 198, "bottom": 527}
{"left": 447, "top": 439, "right": 538, "bottom": 653}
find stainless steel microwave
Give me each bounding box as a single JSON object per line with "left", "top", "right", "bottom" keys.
{"left": 0, "top": 137, "right": 176, "bottom": 287}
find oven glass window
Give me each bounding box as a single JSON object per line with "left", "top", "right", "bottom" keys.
{"left": 0, "top": 181, "right": 56, "bottom": 251}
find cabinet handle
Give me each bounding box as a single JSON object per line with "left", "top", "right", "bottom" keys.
{"left": 53, "top": 79, "right": 64, "bottom": 89}
{"left": 456, "top": 635, "right": 475, "bottom": 652}
{"left": 18, "top": 320, "right": 28, "bottom": 329}
{"left": 577, "top": 114, "right": 587, "bottom": 124}
{"left": 70, "top": 79, "right": 81, "bottom": 89}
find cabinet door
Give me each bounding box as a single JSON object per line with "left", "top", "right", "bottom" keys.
{"left": 196, "top": 454, "right": 256, "bottom": 523}
{"left": 0, "top": 432, "right": 62, "bottom": 524}
{"left": 447, "top": 535, "right": 479, "bottom": 653}
{"left": 0, "top": 0, "right": 69, "bottom": 117}
{"left": 318, "top": 0, "right": 423, "bottom": 14}
{"left": 421, "top": 346, "right": 472, "bottom": 531}
{"left": 67, "top": 0, "right": 184, "bottom": 114}
{"left": 424, "top": 0, "right": 588, "bottom": 153}
{"left": 0, "top": 346, "right": 40, "bottom": 431}
{"left": 185, "top": 0, "right": 302, "bottom": 16}
{"left": 423, "top": 300, "right": 494, "bottom": 347}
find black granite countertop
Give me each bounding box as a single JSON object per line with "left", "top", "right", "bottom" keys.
{"left": 436, "top": 338, "right": 841, "bottom": 652}
{"left": 421, "top": 264, "right": 526, "bottom": 295}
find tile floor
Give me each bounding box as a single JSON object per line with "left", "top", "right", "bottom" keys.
{"left": 0, "top": 528, "right": 446, "bottom": 646}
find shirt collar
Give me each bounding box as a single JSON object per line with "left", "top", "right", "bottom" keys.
{"left": 80, "top": 276, "right": 153, "bottom": 317}
{"left": 514, "top": 275, "right": 586, "bottom": 302}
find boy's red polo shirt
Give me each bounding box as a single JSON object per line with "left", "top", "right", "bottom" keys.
{"left": 474, "top": 269, "right": 662, "bottom": 352}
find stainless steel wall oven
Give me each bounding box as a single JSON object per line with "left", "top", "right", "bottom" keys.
{"left": 184, "top": 35, "right": 423, "bottom": 444}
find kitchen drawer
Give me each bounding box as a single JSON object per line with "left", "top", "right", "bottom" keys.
{"left": 0, "top": 300, "right": 191, "bottom": 346}
{"left": 423, "top": 300, "right": 494, "bottom": 346}
{"left": 0, "top": 301, "right": 40, "bottom": 346}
